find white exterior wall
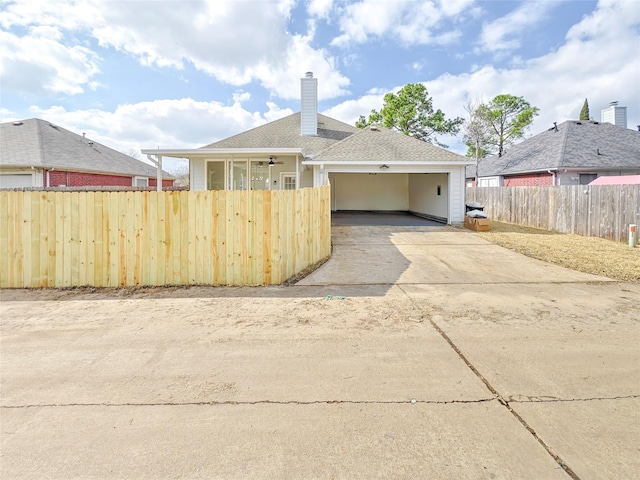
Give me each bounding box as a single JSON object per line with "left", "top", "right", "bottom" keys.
{"left": 0, "top": 168, "right": 43, "bottom": 188}
{"left": 190, "top": 158, "right": 206, "bottom": 190}
{"left": 408, "top": 173, "right": 448, "bottom": 220}
{"left": 448, "top": 167, "right": 466, "bottom": 223}
{"left": 300, "top": 73, "right": 318, "bottom": 136}
{"left": 330, "top": 173, "right": 408, "bottom": 210}
{"left": 601, "top": 105, "right": 627, "bottom": 129}
{"left": 299, "top": 168, "right": 314, "bottom": 188}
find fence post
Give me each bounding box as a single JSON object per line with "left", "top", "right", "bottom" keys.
{"left": 630, "top": 224, "right": 637, "bottom": 248}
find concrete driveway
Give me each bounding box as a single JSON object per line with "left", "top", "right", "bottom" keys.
{"left": 298, "top": 222, "right": 611, "bottom": 285}
{"left": 1, "top": 221, "right": 638, "bottom": 479}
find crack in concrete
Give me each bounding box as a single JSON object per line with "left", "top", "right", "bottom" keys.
{"left": 508, "top": 394, "right": 640, "bottom": 404}
{"left": 398, "top": 285, "right": 582, "bottom": 480}
{"left": 1, "top": 398, "right": 496, "bottom": 409}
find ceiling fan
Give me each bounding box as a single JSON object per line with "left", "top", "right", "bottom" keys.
{"left": 267, "top": 156, "right": 285, "bottom": 165}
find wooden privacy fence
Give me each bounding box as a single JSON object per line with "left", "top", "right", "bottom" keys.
{"left": 0, "top": 187, "right": 331, "bottom": 288}
{"left": 467, "top": 185, "right": 640, "bottom": 243}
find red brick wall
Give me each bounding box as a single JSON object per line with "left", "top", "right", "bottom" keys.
{"left": 47, "top": 171, "right": 174, "bottom": 188}
{"left": 503, "top": 173, "right": 554, "bottom": 187}
{"left": 49, "top": 171, "right": 132, "bottom": 187}
{"left": 149, "top": 178, "right": 175, "bottom": 187}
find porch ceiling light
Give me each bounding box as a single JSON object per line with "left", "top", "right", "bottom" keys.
{"left": 268, "top": 157, "right": 275, "bottom": 166}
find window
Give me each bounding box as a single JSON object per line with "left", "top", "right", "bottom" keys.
{"left": 207, "top": 161, "right": 225, "bottom": 190}
{"left": 250, "top": 161, "right": 269, "bottom": 190}
{"left": 232, "top": 160, "right": 247, "bottom": 190}
{"left": 478, "top": 176, "right": 501, "bottom": 187}
{"left": 281, "top": 173, "right": 296, "bottom": 190}
{"left": 133, "top": 176, "right": 148, "bottom": 187}
{"left": 579, "top": 173, "right": 597, "bottom": 185}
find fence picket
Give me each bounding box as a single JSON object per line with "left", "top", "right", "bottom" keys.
{"left": 467, "top": 185, "right": 640, "bottom": 243}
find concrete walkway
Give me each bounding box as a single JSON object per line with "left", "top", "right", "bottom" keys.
{"left": 1, "top": 224, "right": 638, "bottom": 479}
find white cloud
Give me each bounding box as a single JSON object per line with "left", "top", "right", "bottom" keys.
{"left": 0, "top": 28, "right": 100, "bottom": 96}
{"left": 1, "top": 0, "right": 349, "bottom": 100}
{"left": 477, "top": 1, "right": 557, "bottom": 53}
{"left": 25, "top": 97, "right": 293, "bottom": 171}
{"left": 327, "top": 0, "right": 640, "bottom": 150}
{"left": 307, "top": 0, "right": 335, "bottom": 19}
{"left": 331, "top": 0, "right": 474, "bottom": 47}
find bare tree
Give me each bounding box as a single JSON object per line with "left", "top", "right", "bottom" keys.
{"left": 171, "top": 162, "right": 190, "bottom": 188}
{"left": 462, "top": 99, "right": 491, "bottom": 182}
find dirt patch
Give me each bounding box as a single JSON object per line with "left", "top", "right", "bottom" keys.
{"left": 473, "top": 221, "right": 640, "bottom": 283}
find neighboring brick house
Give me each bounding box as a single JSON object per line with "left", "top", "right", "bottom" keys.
{"left": 467, "top": 119, "right": 640, "bottom": 187}
{"left": 0, "top": 118, "right": 174, "bottom": 189}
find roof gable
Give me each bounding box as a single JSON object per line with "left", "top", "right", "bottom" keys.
{"left": 1, "top": 119, "right": 173, "bottom": 178}
{"left": 202, "top": 112, "right": 357, "bottom": 157}
{"left": 479, "top": 121, "right": 640, "bottom": 177}
{"left": 313, "top": 125, "right": 468, "bottom": 162}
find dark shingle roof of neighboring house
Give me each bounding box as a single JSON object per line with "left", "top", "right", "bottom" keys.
{"left": 1, "top": 118, "right": 173, "bottom": 178}
{"left": 202, "top": 112, "right": 357, "bottom": 156}
{"left": 314, "top": 125, "right": 468, "bottom": 162}
{"left": 475, "top": 120, "right": 640, "bottom": 177}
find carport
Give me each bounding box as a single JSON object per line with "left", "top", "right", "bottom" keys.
{"left": 304, "top": 126, "right": 472, "bottom": 225}
{"left": 329, "top": 171, "right": 449, "bottom": 223}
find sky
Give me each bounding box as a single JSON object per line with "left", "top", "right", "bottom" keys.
{"left": 1, "top": 0, "right": 639, "bottom": 173}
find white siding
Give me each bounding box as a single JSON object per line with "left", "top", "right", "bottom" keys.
{"left": 448, "top": 167, "right": 466, "bottom": 223}
{"left": 601, "top": 105, "right": 627, "bottom": 129}
{"left": 191, "top": 158, "right": 206, "bottom": 191}
{"left": 300, "top": 74, "right": 318, "bottom": 136}
{"left": 408, "top": 173, "right": 448, "bottom": 220}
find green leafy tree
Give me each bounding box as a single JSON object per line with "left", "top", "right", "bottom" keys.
{"left": 476, "top": 94, "right": 539, "bottom": 157}
{"left": 579, "top": 98, "right": 590, "bottom": 121}
{"left": 356, "top": 83, "right": 463, "bottom": 147}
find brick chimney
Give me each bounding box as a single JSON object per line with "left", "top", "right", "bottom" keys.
{"left": 300, "top": 72, "right": 318, "bottom": 136}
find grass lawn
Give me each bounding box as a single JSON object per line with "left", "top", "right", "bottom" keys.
{"left": 474, "top": 221, "right": 640, "bottom": 284}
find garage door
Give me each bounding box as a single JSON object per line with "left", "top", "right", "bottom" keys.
{"left": 0, "top": 174, "right": 33, "bottom": 188}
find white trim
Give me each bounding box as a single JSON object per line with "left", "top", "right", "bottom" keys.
{"left": 280, "top": 172, "right": 297, "bottom": 190}
{"left": 141, "top": 148, "right": 304, "bottom": 158}
{"left": 133, "top": 176, "right": 149, "bottom": 187}
{"left": 302, "top": 160, "right": 474, "bottom": 166}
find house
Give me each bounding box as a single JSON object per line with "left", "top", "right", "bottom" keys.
{"left": 0, "top": 118, "right": 175, "bottom": 189}
{"left": 470, "top": 107, "right": 640, "bottom": 187}
{"left": 142, "top": 73, "right": 472, "bottom": 224}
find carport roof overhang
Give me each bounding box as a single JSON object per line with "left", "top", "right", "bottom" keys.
{"left": 302, "top": 160, "right": 475, "bottom": 166}
{"left": 140, "top": 148, "right": 304, "bottom": 159}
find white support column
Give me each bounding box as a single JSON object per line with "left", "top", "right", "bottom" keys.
{"left": 145, "top": 154, "right": 164, "bottom": 192}
{"left": 156, "top": 155, "right": 163, "bottom": 192}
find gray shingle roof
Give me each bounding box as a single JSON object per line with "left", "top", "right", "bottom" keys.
{"left": 202, "top": 112, "right": 357, "bottom": 156}
{"left": 1, "top": 118, "right": 173, "bottom": 178}
{"left": 477, "top": 120, "right": 640, "bottom": 177}
{"left": 314, "top": 125, "right": 468, "bottom": 162}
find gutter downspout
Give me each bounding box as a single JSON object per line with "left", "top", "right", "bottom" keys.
{"left": 146, "top": 154, "right": 163, "bottom": 192}
{"left": 547, "top": 170, "right": 556, "bottom": 186}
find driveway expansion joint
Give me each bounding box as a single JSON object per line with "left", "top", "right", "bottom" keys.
{"left": 1, "top": 398, "right": 497, "bottom": 409}
{"left": 398, "top": 285, "right": 582, "bottom": 480}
